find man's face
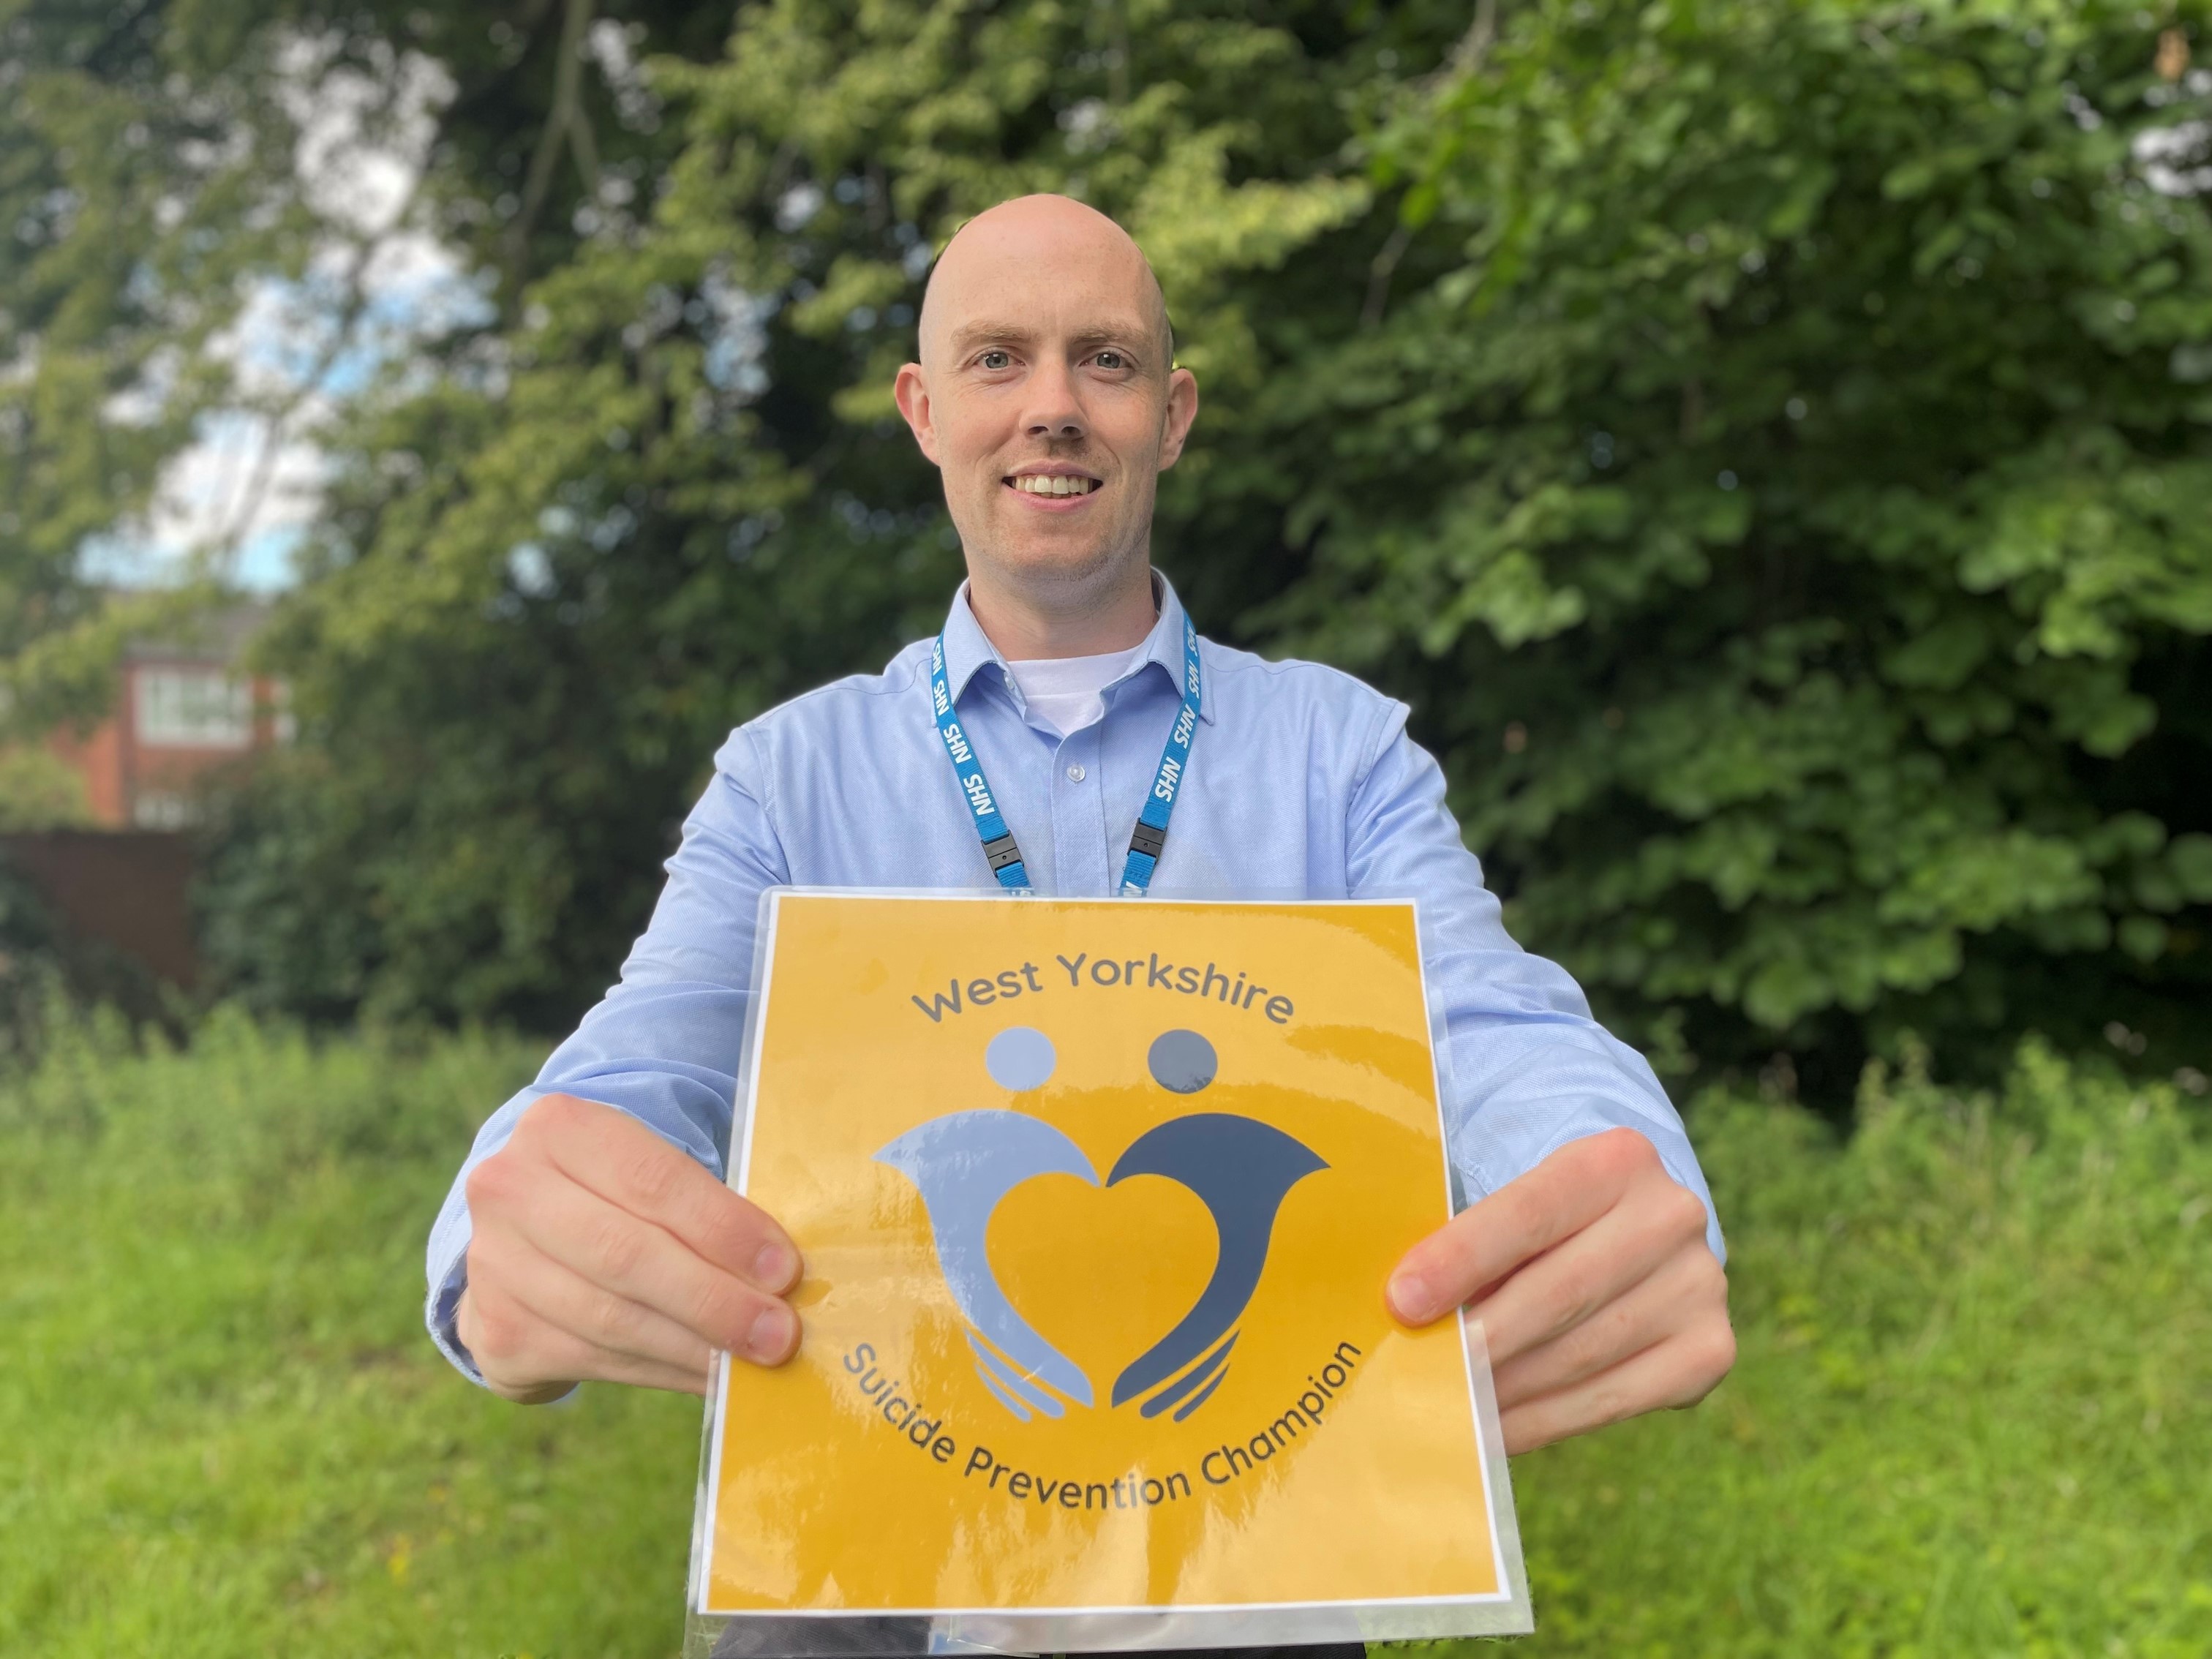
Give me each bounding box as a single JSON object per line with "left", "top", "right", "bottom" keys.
{"left": 895, "top": 203, "right": 1199, "bottom": 606}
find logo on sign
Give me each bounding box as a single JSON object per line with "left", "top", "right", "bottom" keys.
{"left": 876, "top": 1027, "right": 1325, "bottom": 1424}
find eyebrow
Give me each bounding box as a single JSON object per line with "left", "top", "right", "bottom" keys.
{"left": 947, "top": 320, "right": 1159, "bottom": 358}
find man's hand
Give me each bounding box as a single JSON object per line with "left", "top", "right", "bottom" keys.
{"left": 1385, "top": 1128, "right": 1734, "bottom": 1453}
{"left": 454, "top": 1094, "right": 804, "bottom": 1403}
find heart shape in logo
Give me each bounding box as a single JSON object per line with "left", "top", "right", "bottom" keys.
{"left": 985, "top": 1168, "right": 1215, "bottom": 1407}
{"left": 874, "top": 1026, "right": 1327, "bottom": 1424}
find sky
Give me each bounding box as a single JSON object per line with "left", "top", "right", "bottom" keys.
{"left": 84, "top": 38, "right": 486, "bottom": 595}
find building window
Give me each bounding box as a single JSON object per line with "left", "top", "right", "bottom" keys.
{"left": 135, "top": 667, "right": 252, "bottom": 749}
{"left": 132, "top": 791, "right": 197, "bottom": 829}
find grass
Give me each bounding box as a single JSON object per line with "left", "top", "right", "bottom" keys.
{"left": 1, "top": 1009, "right": 2207, "bottom": 1657}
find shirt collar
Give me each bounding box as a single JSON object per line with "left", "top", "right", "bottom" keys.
{"left": 938, "top": 569, "right": 1215, "bottom": 723}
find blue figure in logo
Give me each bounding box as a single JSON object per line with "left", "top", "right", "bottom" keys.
{"left": 874, "top": 1026, "right": 1325, "bottom": 1425}
{"left": 873, "top": 1108, "right": 1098, "bottom": 1421}
{"left": 1107, "top": 1111, "right": 1325, "bottom": 1420}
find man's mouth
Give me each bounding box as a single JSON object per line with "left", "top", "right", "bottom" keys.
{"left": 1004, "top": 473, "right": 1102, "bottom": 497}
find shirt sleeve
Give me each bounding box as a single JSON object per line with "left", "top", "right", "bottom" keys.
{"left": 1342, "top": 701, "right": 1725, "bottom": 1262}
{"left": 423, "top": 732, "right": 791, "bottom": 1384}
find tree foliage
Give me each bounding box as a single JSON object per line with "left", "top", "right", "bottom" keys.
{"left": 6, "top": 0, "right": 2209, "bottom": 1095}
{"left": 0, "top": 749, "right": 93, "bottom": 830}
{"left": 192, "top": 0, "right": 1440, "bottom": 1029}
{"left": 0, "top": 0, "right": 723, "bottom": 728}
{"left": 1287, "top": 0, "right": 2212, "bottom": 1090}
{"left": 0, "top": 847, "right": 61, "bottom": 1058}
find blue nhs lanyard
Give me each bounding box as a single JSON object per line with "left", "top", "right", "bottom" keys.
{"left": 930, "top": 614, "right": 1201, "bottom": 897}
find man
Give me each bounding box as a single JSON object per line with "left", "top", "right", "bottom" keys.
{"left": 429, "top": 195, "right": 1733, "bottom": 1592}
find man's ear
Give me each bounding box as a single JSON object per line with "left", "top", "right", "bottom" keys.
{"left": 1156, "top": 366, "right": 1200, "bottom": 471}
{"left": 893, "top": 363, "right": 941, "bottom": 467}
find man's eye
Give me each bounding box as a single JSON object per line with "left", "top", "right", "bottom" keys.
{"left": 979, "top": 350, "right": 1012, "bottom": 370}
{"left": 1096, "top": 350, "right": 1128, "bottom": 369}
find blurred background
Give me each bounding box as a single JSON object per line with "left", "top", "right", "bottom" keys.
{"left": 2, "top": 1, "right": 2208, "bottom": 1654}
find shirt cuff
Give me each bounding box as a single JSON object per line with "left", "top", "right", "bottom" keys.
{"left": 424, "top": 1228, "right": 489, "bottom": 1385}
{"left": 1456, "top": 1124, "right": 1727, "bottom": 1267}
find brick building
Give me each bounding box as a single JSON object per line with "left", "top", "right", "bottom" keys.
{"left": 43, "top": 603, "right": 291, "bottom": 829}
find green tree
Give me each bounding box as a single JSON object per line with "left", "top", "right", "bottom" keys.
{"left": 1287, "top": 0, "right": 2212, "bottom": 1091}
{"left": 2, "top": 0, "right": 749, "bottom": 1027}
{"left": 0, "top": 847, "right": 61, "bottom": 1058}
{"left": 196, "top": 0, "right": 1437, "bottom": 1026}
{"left": 0, "top": 0, "right": 263, "bottom": 730}
{"left": 0, "top": 749, "right": 92, "bottom": 830}
{"left": 12, "top": 0, "right": 2210, "bottom": 1096}
{"left": 0, "top": 0, "right": 730, "bottom": 733}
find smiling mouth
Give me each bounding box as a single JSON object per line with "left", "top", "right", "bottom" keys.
{"left": 1004, "top": 474, "right": 1102, "bottom": 497}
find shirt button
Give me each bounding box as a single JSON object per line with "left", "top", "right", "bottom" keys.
{"left": 1066, "top": 764, "right": 1086, "bottom": 783}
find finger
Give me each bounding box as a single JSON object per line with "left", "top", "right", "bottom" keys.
{"left": 1490, "top": 1242, "right": 1723, "bottom": 1410}
{"left": 459, "top": 1278, "right": 712, "bottom": 1399}
{"left": 525, "top": 1095, "right": 805, "bottom": 1293}
{"left": 1464, "top": 1172, "right": 1709, "bottom": 1366}
{"left": 503, "top": 1173, "right": 800, "bottom": 1366}
{"left": 1498, "top": 1322, "right": 1738, "bottom": 1455}
{"left": 478, "top": 1226, "right": 719, "bottom": 1377}
{"left": 489, "top": 1325, "right": 710, "bottom": 1399}
{"left": 1388, "top": 1129, "right": 1653, "bottom": 1325}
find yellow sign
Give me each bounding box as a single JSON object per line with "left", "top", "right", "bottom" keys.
{"left": 693, "top": 892, "right": 1524, "bottom": 1636}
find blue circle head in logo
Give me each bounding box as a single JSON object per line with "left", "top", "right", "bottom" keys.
{"left": 985, "top": 1025, "right": 1057, "bottom": 1093}
{"left": 1147, "top": 1028, "right": 1217, "bottom": 1094}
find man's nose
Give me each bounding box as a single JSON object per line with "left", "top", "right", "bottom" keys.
{"left": 1018, "top": 357, "right": 1086, "bottom": 443}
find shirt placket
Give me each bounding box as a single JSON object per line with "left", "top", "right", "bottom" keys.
{"left": 1049, "top": 720, "right": 1112, "bottom": 898}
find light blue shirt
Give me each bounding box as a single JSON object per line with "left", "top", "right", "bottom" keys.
{"left": 426, "top": 575, "right": 1723, "bottom": 1382}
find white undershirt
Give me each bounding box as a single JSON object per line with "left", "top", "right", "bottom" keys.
{"left": 1003, "top": 643, "right": 1150, "bottom": 738}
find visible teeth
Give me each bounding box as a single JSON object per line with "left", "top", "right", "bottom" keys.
{"left": 1012, "top": 475, "right": 1096, "bottom": 495}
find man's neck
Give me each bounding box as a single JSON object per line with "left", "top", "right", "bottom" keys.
{"left": 964, "top": 566, "right": 1159, "bottom": 661}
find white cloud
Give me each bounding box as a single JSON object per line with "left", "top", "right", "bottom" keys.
{"left": 90, "top": 32, "right": 488, "bottom": 593}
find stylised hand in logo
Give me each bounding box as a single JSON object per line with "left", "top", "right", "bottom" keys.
{"left": 873, "top": 1107, "right": 1101, "bottom": 1418}
{"left": 874, "top": 1028, "right": 1325, "bottom": 1424}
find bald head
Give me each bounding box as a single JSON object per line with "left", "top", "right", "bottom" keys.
{"left": 892, "top": 192, "right": 1200, "bottom": 657}
{"left": 918, "top": 195, "right": 1172, "bottom": 368}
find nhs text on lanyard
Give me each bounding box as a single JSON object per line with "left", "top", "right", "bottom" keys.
{"left": 930, "top": 615, "right": 1201, "bottom": 898}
